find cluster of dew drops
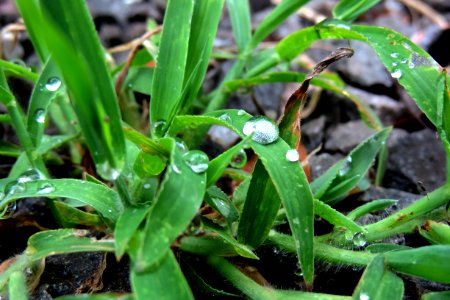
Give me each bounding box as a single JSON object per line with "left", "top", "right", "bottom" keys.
{"left": 0, "top": 170, "right": 56, "bottom": 219}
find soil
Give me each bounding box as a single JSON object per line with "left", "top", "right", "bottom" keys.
{"left": 1, "top": 0, "right": 450, "bottom": 299}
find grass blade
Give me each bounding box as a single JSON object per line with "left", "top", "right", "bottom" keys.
{"left": 27, "top": 229, "right": 115, "bottom": 260}
{"left": 136, "top": 138, "right": 206, "bottom": 271}
{"left": 8, "top": 271, "right": 28, "bottom": 300}
{"left": 352, "top": 255, "right": 404, "bottom": 300}
{"left": 333, "top": 0, "right": 381, "bottom": 22}
{"left": 226, "top": 0, "right": 252, "bottom": 52}
{"left": 419, "top": 221, "right": 450, "bottom": 245}
{"left": 150, "top": 0, "right": 194, "bottom": 135}
{"left": 1, "top": 179, "right": 123, "bottom": 225}
{"left": 132, "top": 251, "right": 194, "bottom": 300}
{"left": 347, "top": 199, "right": 397, "bottom": 221}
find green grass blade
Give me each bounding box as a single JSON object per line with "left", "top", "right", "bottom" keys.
{"left": 311, "top": 128, "right": 391, "bottom": 203}
{"left": 132, "top": 252, "right": 194, "bottom": 300}
{"left": 352, "top": 255, "right": 403, "bottom": 300}
{"left": 54, "top": 201, "right": 104, "bottom": 227}
{"left": 422, "top": 291, "right": 450, "bottom": 300}
{"left": 26, "top": 229, "right": 115, "bottom": 261}
{"left": 385, "top": 245, "right": 450, "bottom": 283}
{"left": 26, "top": 58, "right": 62, "bottom": 146}
{"left": 347, "top": 199, "right": 397, "bottom": 221}
{"left": 333, "top": 0, "right": 381, "bottom": 22}
{"left": 114, "top": 205, "right": 151, "bottom": 259}
{"left": 314, "top": 199, "right": 363, "bottom": 233}
{"left": 276, "top": 22, "right": 444, "bottom": 129}
{"left": 136, "top": 138, "right": 206, "bottom": 271}
{"left": 16, "top": 0, "right": 126, "bottom": 181}
{"left": 249, "top": 0, "right": 309, "bottom": 49}
{"left": 150, "top": 0, "right": 193, "bottom": 135}
{"left": 8, "top": 271, "right": 28, "bottom": 300}
{"left": 226, "top": 0, "right": 252, "bottom": 52}
{"left": 0, "top": 255, "right": 27, "bottom": 291}
{"left": 1, "top": 179, "right": 123, "bottom": 224}
{"left": 0, "top": 59, "right": 38, "bottom": 82}
{"left": 419, "top": 221, "right": 450, "bottom": 245}
{"left": 182, "top": 0, "right": 224, "bottom": 111}
{"left": 56, "top": 294, "right": 133, "bottom": 300}
{"left": 205, "top": 186, "right": 239, "bottom": 224}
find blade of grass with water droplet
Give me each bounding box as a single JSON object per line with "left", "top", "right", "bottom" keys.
{"left": 27, "top": 229, "right": 115, "bottom": 260}
{"left": 226, "top": 0, "right": 251, "bottom": 52}
{"left": 332, "top": 0, "right": 381, "bottom": 22}
{"left": 384, "top": 245, "right": 450, "bottom": 283}
{"left": 0, "top": 179, "right": 123, "bottom": 225}
{"left": 136, "top": 138, "right": 206, "bottom": 272}
{"left": 26, "top": 58, "right": 62, "bottom": 147}
{"left": 16, "top": 0, "right": 126, "bottom": 180}
{"left": 8, "top": 271, "right": 28, "bottom": 300}
{"left": 352, "top": 255, "right": 404, "bottom": 300}
{"left": 314, "top": 199, "right": 363, "bottom": 233}
{"left": 150, "top": 0, "right": 193, "bottom": 136}
{"left": 311, "top": 128, "right": 391, "bottom": 204}
{"left": 205, "top": 186, "right": 239, "bottom": 225}
{"left": 276, "top": 23, "right": 445, "bottom": 129}
{"left": 132, "top": 251, "right": 194, "bottom": 300}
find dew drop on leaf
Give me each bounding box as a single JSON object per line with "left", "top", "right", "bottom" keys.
{"left": 5, "top": 181, "right": 26, "bottom": 195}
{"left": 183, "top": 150, "right": 209, "bottom": 174}
{"left": 152, "top": 119, "right": 167, "bottom": 136}
{"left": 285, "top": 149, "right": 299, "bottom": 162}
{"left": 390, "top": 69, "right": 402, "bottom": 79}
{"left": 37, "top": 183, "right": 55, "bottom": 194}
{"left": 45, "top": 77, "right": 62, "bottom": 91}
{"left": 237, "top": 109, "right": 246, "bottom": 116}
{"left": 18, "top": 169, "right": 43, "bottom": 183}
{"left": 98, "top": 161, "right": 120, "bottom": 181}
{"left": 400, "top": 58, "right": 407, "bottom": 64}
{"left": 34, "top": 109, "right": 46, "bottom": 124}
{"left": 242, "top": 116, "right": 279, "bottom": 145}
{"left": 390, "top": 52, "right": 399, "bottom": 58}
{"left": 359, "top": 292, "right": 370, "bottom": 300}
{"left": 175, "top": 138, "right": 188, "bottom": 153}
{"left": 218, "top": 113, "right": 232, "bottom": 123}
{"left": 230, "top": 149, "right": 247, "bottom": 168}
{"left": 353, "top": 232, "right": 367, "bottom": 247}
{"left": 172, "top": 164, "right": 182, "bottom": 174}
{"left": 143, "top": 183, "right": 151, "bottom": 189}
{"left": 339, "top": 157, "right": 352, "bottom": 176}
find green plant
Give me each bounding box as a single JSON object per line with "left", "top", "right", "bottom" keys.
{"left": 0, "top": 0, "right": 449, "bottom": 299}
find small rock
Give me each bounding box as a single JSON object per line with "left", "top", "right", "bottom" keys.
{"left": 325, "top": 120, "right": 376, "bottom": 153}
{"left": 302, "top": 115, "right": 326, "bottom": 151}
{"left": 310, "top": 152, "right": 344, "bottom": 180}
{"left": 345, "top": 86, "right": 408, "bottom": 125}
{"left": 385, "top": 129, "right": 446, "bottom": 192}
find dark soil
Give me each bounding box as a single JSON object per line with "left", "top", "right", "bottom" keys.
{"left": 1, "top": 0, "right": 450, "bottom": 299}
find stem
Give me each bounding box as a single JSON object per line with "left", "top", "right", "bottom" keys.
{"left": 365, "top": 183, "right": 450, "bottom": 233}
{"left": 0, "top": 59, "right": 38, "bottom": 82}
{"left": 268, "top": 231, "right": 374, "bottom": 267}
{"left": 374, "top": 144, "right": 388, "bottom": 186}
{"left": 206, "top": 256, "right": 278, "bottom": 300}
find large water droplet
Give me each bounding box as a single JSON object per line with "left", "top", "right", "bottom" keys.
{"left": 98, "top": 161, "right": 120, "bottom": 181}
{"left": 230, "top": 149, "right": 247, "bottom": 168}
{"left": 390, "top": 69, "right": 402, "bottom": 79}
{"left": 45, "top": 77, "right": 62, "bottom": 91}
{"left": 175, "top": 138, "right": 188, "bottom": 154}
{"left": 339, "top": 157, "right": 352, "bottom": 176}
{"left": 237, "top": 109, "right": 246, "bottom": 116}
{"left": 5, "top": 180, "right": 26, "bottom": 195}
{"left": 18, "top": 169, "right": 43, "bottom": 183}
{"left": 183, "top": 150, "right": 209, "bottom": 173}
{"left": 0, "top": 202, "right": 17, "bottom": 219}
{"left": 242, "top": 116, "right": 279, "bottom": 145}
{"left": 353, "top": 232, "right": 367, "bottom": 247}
{"left": 359, "top": 292, "right": 370, "bottom": 300}
{"left": 37, "top": 183, "right": 55, "bottom": 194}
{"left": 152, "top": 119, "right": 167, "bottom": 137}
{"left": 218, "top": 113, "right": 232, "bottom": 123}
{"left": 34, "top": 109, "right": 46, "bottom": 124}
{"left": 344, "top": 230, "right": 354, "bottom": 241}
{"left": 285, "top": 149, "right": 299, "bottom": 162}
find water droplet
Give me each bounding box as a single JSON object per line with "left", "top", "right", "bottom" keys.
{"left": 359, "top": 292, "right": 370, "bottom": 300}
{"left": 353, "top": 232, "right": 367, "bottom": 247}
{"left": 339, "top": 158, "right": 351, "bottom": 176}
{"left": 18, "top": 169, "right": 43, "bottom": 183}
{"left": 5, "top": 181, "right": 26, "bottom": 195}
{"left": 143, "top": 183, "right": 151, "bottom": 189}
{"left": 108, "top": 209, "right": 112, "bottom": 213}
{"left": 242, "top": 116, "right": 279, "bottom": 145}
{"left": 0, "top": 202, "right": 17, "bottom": 219}
{"left": 285, "top": 149, "right": 299, "bottom": 162}
{"left": 98, "top": 161, "right": 120, "bottom": 181}
{"left": 218, "top": 113, "right": 232, "bottom": 123}
{"left": 172, "top": 164, "right": 182, "bottom": 174}
{"left": 401, "top": 41, "right": 411, "bottom": 50}
{"left": 175, "top": 138, "right": 188, "bottom": 153}
{"left": 230, "top": 149, "right": 247, "bottom": 168}
{"left": 45, "top": 77, "right": 62, "bottom": 91}
{"left": 183, "top": 150, "right": 209, "bottom": 173}
{"left": 400, "top": 58, "right": 408, "bottom": 64}
{"left": 390, "top": 69, "right": 402, "bottom": 79}
{"left": 390, "top": 52, "right": 399, "bottom": 58}
{"left": 237, "top": 109, "right": 246, "bottom": 116}
{"left": 37, "top": 183, "right": 55, "bottom": 194}
{"left": 152, "top": 119, "right": 167, "bottom": 137}
{"left": 292, "top": 218, "right": 300, "bottom": 225}
{"left": 34, "top": 109, "right": 46, "bottom": 124}
{"left": 391, "top": 62, "right": 398, "bottom": 67}
{"left": 345, "top": 231, "right": 354, "bottom": 241}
